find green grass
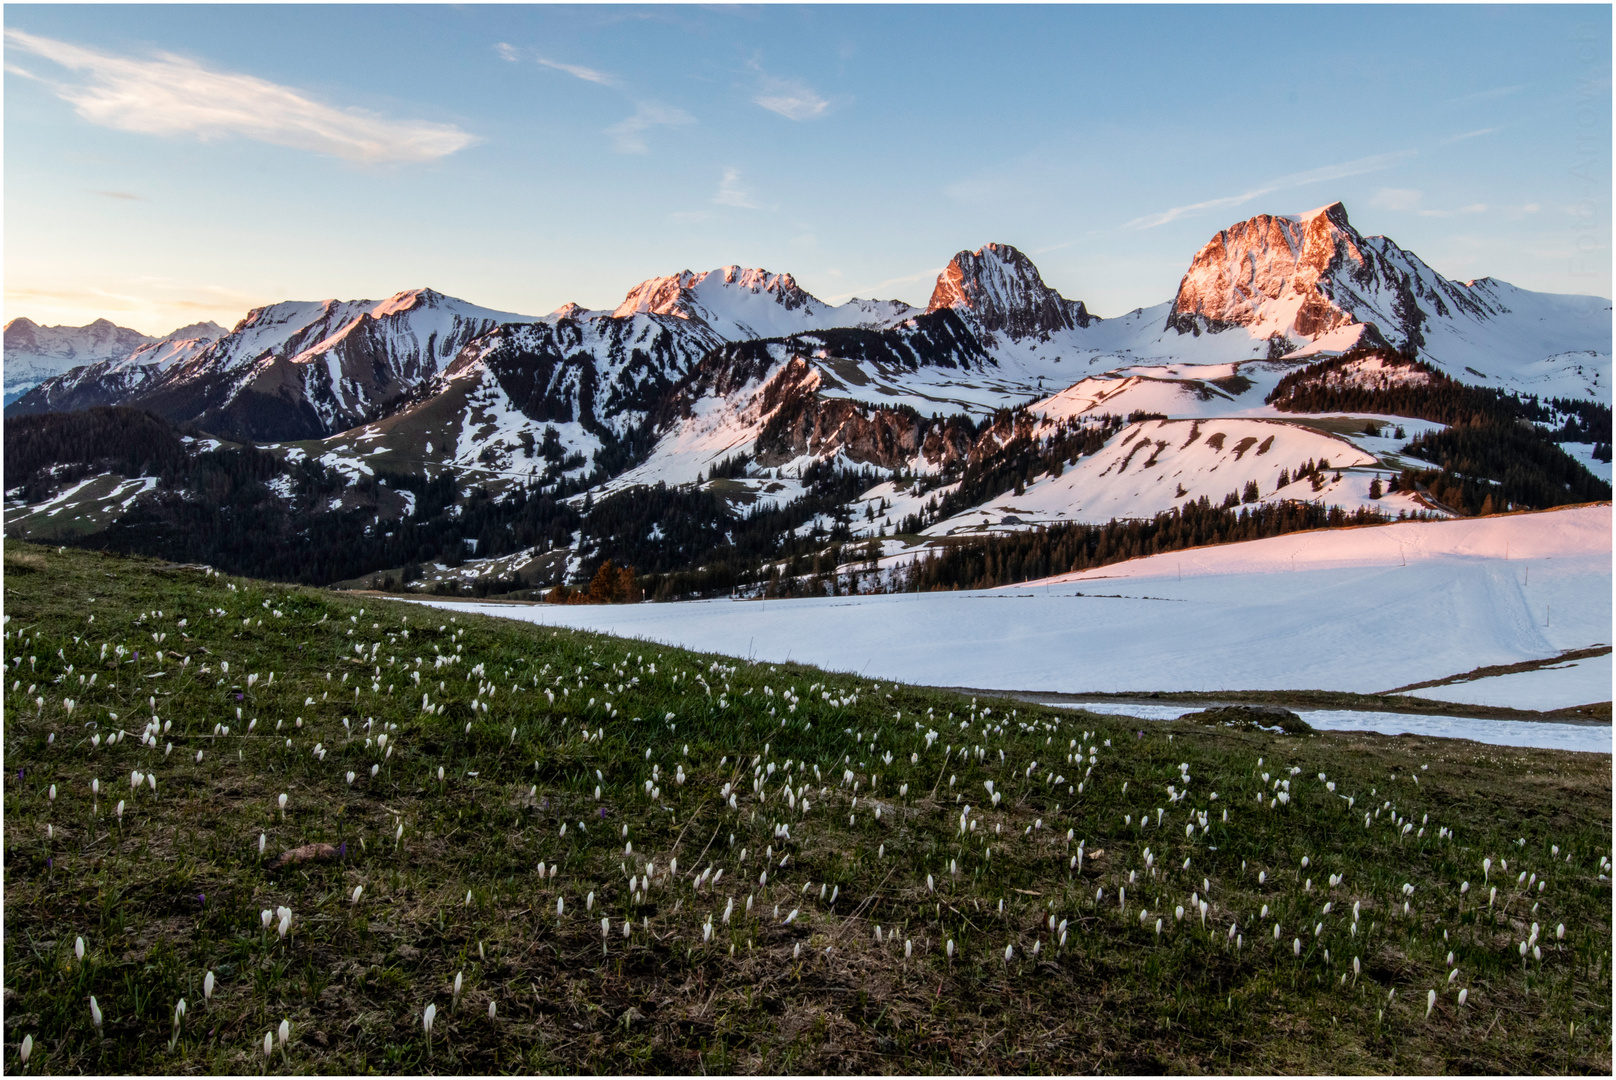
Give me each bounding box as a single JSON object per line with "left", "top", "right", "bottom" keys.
{"left": 3, "top": 542, "right": 1611, "bottom": 1074}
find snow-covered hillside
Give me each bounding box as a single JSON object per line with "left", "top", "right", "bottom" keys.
{"left": 113, "top": 322, "right": 227, "bottom": 373}
{"left": 923, "top": 416, "right": 1419, "bottom": 533}
{"left": 412, "top": 505, "right": 1611, "bottom": 715}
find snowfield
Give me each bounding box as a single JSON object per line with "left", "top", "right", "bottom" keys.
{"left": 1393, "top": 653, "right": 1613, "bottom": 713}
{"left": 410, "top": 505, "right": 1611, "bottom": 748}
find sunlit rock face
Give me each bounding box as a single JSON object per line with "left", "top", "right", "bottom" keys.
{"left": 1165, "top": 201, "right": 1510, "bottom": 355}
{"left": 928, "top": 243, "right": 1093, "bottom": 342}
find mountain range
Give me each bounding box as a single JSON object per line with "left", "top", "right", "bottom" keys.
{"left": 5, "top": 201, "right": 1610, "bottom": 597}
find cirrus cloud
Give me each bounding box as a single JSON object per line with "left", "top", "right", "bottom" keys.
{"left": 606, "top": 100, "right": 694, "bottom": 155}
{"left": 713, "top": 168, "right": 758, "bottom": 209}
{"left": 6, "top": 29, "right": 476, "bottom": 164}
{"left": 1125, "top": 151, "right": 1417, "bottom": 229}
{"left": 748, "top": 60, "right": 829, "bottom": 121}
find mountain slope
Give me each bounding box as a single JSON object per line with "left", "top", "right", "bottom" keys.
{"left": 928, "top": 242, "right": 1094, "bottom": 341}
{"left": 8, "top": 290, "right": 540, "bottom": 441}
{"left": 1161, "top": 202, "right": 1611, "bottom": 396}
{"left": 6, "top": 202, "right": 1611, "bottom": 600}
{"left": 3, "top": 317, "right": 161, "bottom": 404}
{"left": 923, "top": 416, "right": 1399, "bottom": 534}
{"left": 9, "top": 322, "right": 228, "bottom": 416}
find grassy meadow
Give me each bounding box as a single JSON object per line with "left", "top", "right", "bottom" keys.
{"left": 2, "top": 542, "right": 1610, "bottom": 1073}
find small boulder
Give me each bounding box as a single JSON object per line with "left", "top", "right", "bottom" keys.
{"left": 266, "top": 842, "right": 342, "bottom": 871}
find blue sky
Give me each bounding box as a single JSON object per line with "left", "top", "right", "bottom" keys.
{"left": 5, "top": 4, "right": 1610, "bottom": 335}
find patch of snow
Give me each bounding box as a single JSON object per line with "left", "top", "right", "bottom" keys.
{"left": 1560, "top": 442, "right": 1612, "bottom": 485}
{"left": 1394, "top": 652, "right": 1612, "bottom": 712}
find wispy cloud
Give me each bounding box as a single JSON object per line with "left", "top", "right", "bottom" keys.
{"left": 606, "top": 100, "right": 694, "bottom": 154}
{"left": 499, "top": 40, "right": 688, "bottom": 153}
{"left": 1369, "top": 188, "right": 1488, "bottom": 218}
{"left": 1438, "top": 126, "right": 1500, "bottom": 146}
{"left": 1031, "top": 232, "right": 1104, "bottom": 257}
{"left": 537, "top": 56, "right": 618, "bottom": 87}
{"left": 748, "top": 60, "right": 829, "bottom": 121}
{"left": 713, "top": 168, "right": 758, "bottom": 209}
{"left": 91, "top": 189, "right": 145, "bottom": 201}
{"left": 1125, "top": 151, "right": 1417, "bottom": 230}
{"left": 494, "top": 43, "right": 617, "bottom": 85}
{"left": 6, "top": 29, "right": 476, "bottom": 164}
{"left": 1370, "top": 187, "right": 1424, "bottom": 212}
{"left": 1444, "top": 84, "right": 1527, "bottom": 107}
{"left": 821, "top": 266, "right": 945, "bottom": 305}
{"left": 1418, "top": 202, "right": 1488, "bottom": 219}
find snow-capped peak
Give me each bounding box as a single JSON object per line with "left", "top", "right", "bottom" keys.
{"left": 3, "top": 316, "right": 154, "bottom": 360}
{"left": 1168, "top": 205, "right": 1360, "bottom": 341}
{"left": 606, "top": 265, "right": 917, "bottom": 341}
{"left": 612, "top": 266, "right": 820, "bottom": 321}
{"left": 1292, "top": 201, "right": 1348, "bottom": 223}
{"left": 3, "top": 316, "right": 159, "bottom": 401}
{"left": 1159, "top": 201, "right": 1610, "bottom": 396}
{"left": 163, "top": 320, "right": 228, "bottom": 342}
{"left": 926, "top": 243, "right": 1093, "bottom": 340}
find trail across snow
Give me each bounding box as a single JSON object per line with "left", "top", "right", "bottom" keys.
{"left": 410, "top": 506, "right": 1611, "bottom": 741}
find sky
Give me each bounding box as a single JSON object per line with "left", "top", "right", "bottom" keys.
{"left": 5, "top": 4, "right": 1611, "bottom": 336}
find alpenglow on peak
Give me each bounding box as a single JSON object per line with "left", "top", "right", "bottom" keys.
{"left": 926, "top": 243, "right": 1093, "bottom": 340}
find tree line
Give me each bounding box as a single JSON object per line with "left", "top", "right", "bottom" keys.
{"left": 896, "top": 498, "right": 1392, "bottom": 592}
{"left": 1267, "top": 348, "right": 1611, "bottom": 442}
